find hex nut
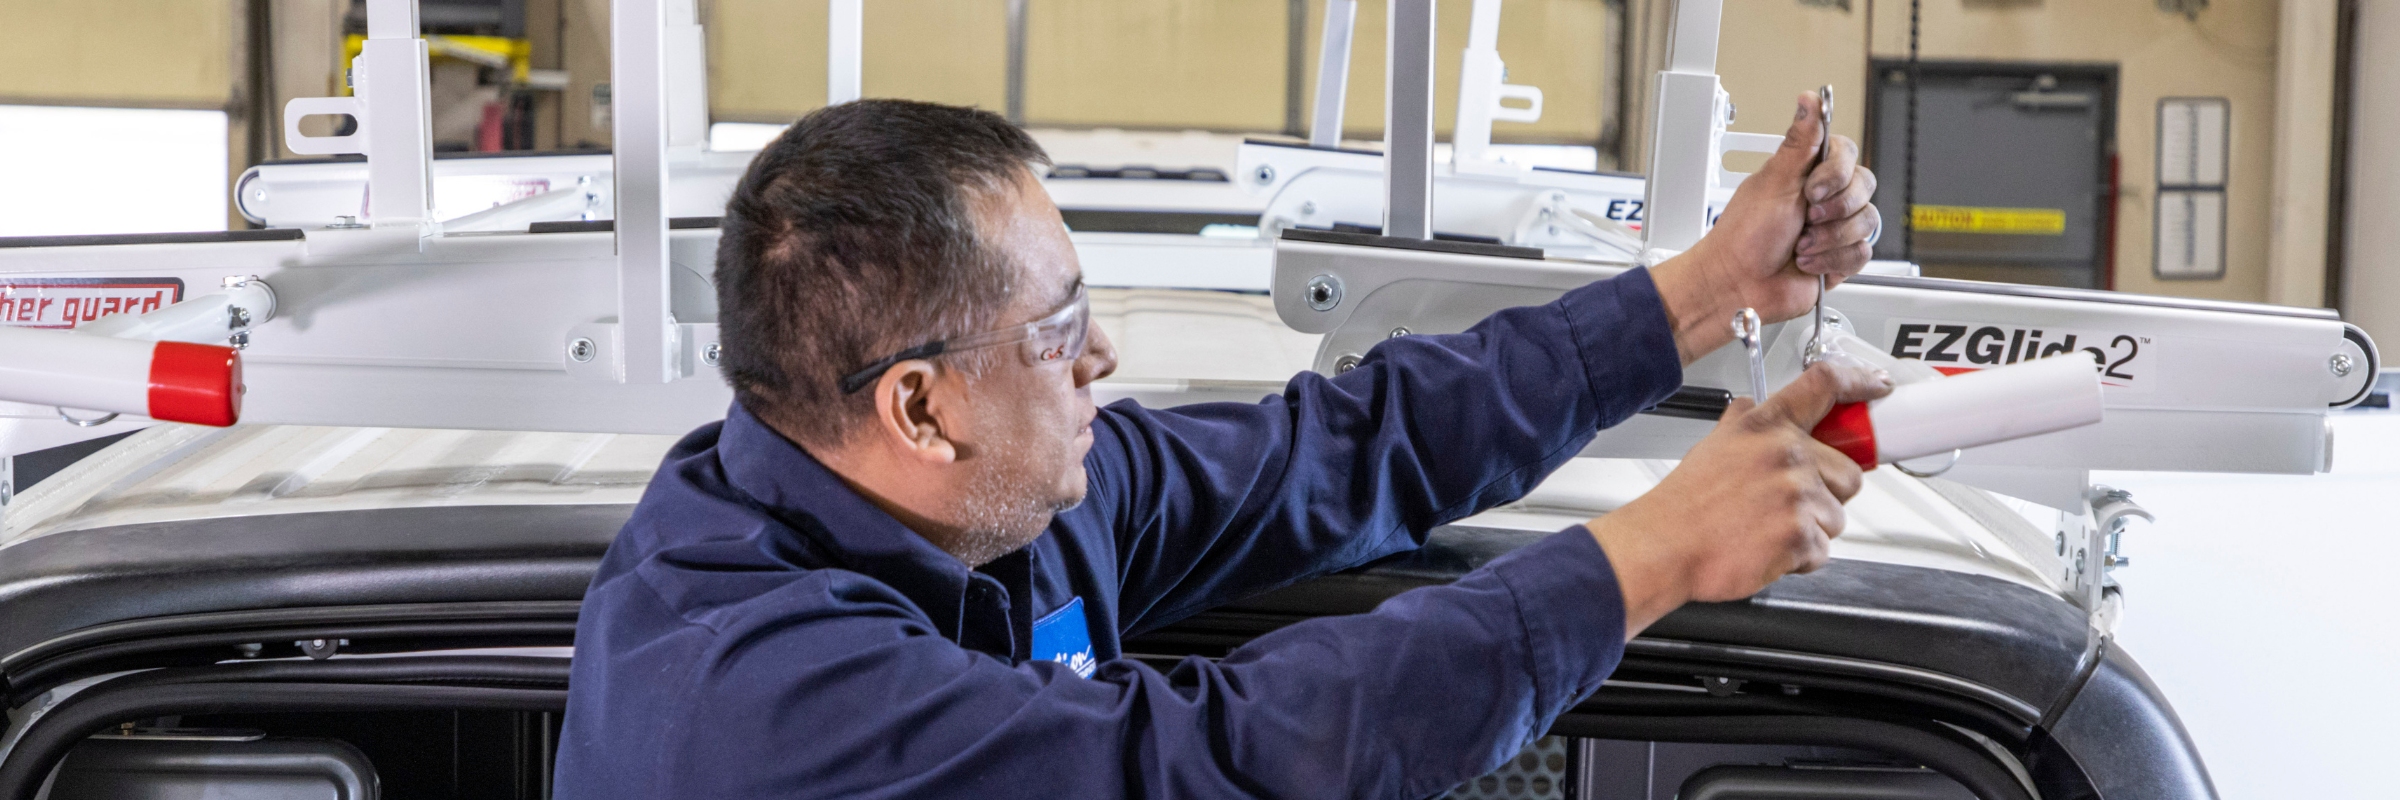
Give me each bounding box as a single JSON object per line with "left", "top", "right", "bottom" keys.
{"left": 1305, "top": 274, "right": 1343, "bottom": 311}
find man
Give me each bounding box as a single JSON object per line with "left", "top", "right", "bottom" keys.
{"left": 556, "top": 96, "right": 1885, "bottom": 798}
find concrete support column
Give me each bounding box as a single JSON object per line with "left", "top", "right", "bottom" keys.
{"left": 2268, "top": 0, "right": 2339, "bottom": 308}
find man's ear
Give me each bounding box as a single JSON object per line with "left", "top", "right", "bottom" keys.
{"left": 871, "top": 360, "right": 959, "bottom": 465}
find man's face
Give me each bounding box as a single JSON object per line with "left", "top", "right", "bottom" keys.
{"left": 939, "top": 169, "right": 1118, "bottom": 564}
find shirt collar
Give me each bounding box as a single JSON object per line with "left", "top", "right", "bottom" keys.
{"left": 717, "top": 402, "right": 975, "bottom": 640}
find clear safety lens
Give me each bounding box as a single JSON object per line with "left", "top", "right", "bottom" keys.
{"left": 837, "top": 284, "right": 1091, "bottom": 394}
{"left": 1020, "top": 289, "right": 1090, "bottom": 366}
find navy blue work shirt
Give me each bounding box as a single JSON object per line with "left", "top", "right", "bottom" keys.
{"left": 555, "top": 269, "right": 1683, "bottom": 799}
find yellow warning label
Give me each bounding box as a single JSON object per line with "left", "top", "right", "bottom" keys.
{"left": 1910, "top": 205, "right": 2068, "bottom": 235}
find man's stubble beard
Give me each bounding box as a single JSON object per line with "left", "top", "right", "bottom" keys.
{"left": 948, "top": 445, "right": 1083, "bottom": 567}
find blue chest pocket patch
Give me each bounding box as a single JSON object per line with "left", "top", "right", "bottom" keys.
{"left": 1031, "top": 596, "right": 1096, "bottom": 678}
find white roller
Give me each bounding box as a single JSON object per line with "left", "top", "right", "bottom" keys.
{"left": 0, "top": 327, "right": 243, "bottom": 426}
{"left": 1814, "top": 355, "right": 2104, "bottom": 467}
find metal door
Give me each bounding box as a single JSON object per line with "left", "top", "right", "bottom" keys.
{"left": 1868, "top": 61, "right": 2117, "bottom": 288}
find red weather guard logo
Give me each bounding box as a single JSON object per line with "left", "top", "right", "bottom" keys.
{"left": 0, "top": 278, "right": 185, "bottom": 329}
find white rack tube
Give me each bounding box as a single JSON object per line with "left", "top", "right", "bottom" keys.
{"left": 0, "top": 328, "right": 243, "bottom": 427}
{"left": 1813, "top": 355, "right": 2105, "bottom": 468}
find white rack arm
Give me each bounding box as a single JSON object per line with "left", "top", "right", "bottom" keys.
{"left": 0, "top": 328, "right": 243, "bottom": 427}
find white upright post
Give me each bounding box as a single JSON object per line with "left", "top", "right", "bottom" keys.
{"left": 1309, "top": 0, "right": 1356, "bottom": 148}
{"left": 1452, "top": 0, "right": 1542, "bottom": 175}
{"left": 1640, "top": 0, "right": 1727, "bottom": 255}
{"left": 357, "top": 0, "right": 435, "bottom": 232}
{"left": 613, "top": 0, "right": 677, "bottom": 384}
{"left": 829, "top": 0, "right": 864, "bottom": 105}
{"left": 1384, "top": 0, "right": 1436, "bottom": 240}
{"left": 665, "top": 0, "right": 711, "bottom": 151}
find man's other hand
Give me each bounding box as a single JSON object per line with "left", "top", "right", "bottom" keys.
{"left": 1651, "top": 91, "right": 1880, "bottom": 364}
{"left": 1586, "top": 361, "right": 1893, "bottom": 638}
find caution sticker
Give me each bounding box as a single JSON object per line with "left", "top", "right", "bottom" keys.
{"left": 1910, "top": 205, "right": 2067, "bottom": 235}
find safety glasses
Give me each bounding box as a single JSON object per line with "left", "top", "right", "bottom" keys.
{"left": 838, "top": 285, "right": 1091, "bottom": 394}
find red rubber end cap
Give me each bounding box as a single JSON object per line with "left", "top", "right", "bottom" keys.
{"left": 147, "top": 341, "right": 243, "bottom": 427}
{"left": 1810, "top": 401, "right": 1878, "bottom": 470}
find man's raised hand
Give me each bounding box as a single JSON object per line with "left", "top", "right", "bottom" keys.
{"left": 1585, "top": 360, "right": 1894, "bottom": 638}
{"left": 1649, "top": 91, "right": 1882, "bottom": 364}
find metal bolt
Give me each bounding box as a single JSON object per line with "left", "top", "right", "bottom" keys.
{"left": 1304, "top": 274, "right": 1343, "bottom": 311}
{"left": 1334, "top": 353, "right": 1364, "bottom": 374}
{"left": 1388, "top": 327, "right": 1411, "bottom": 339}
{"left": 2330, "top": 352, "right": 2356, "bottom": 378}
{"left": 328, "top": 215, "right": 365, "bottom": 229}
{"left": 1299, "top": 200, "right": 1318, "bottom": 216}
{"left": 1252, "top": 164, "right": 1276, "bottom": 185}
{"left": 568, "top": 337, "right": 597, "bottom": 363}
{"left": 702, "top": 342, "right": 722, "bottom": 367}
{"left": 229, "top": 330, "right": 250, "bottom": 350}
{"left": 2055, "top": 532, "right": 2067, "bottom": 555}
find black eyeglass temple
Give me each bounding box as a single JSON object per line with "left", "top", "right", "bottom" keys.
{"left": 838, "top": 340, "right": 949, "bottom": 395}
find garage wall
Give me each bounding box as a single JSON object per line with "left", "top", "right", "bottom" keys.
{"left": 704, "top": 0, "right": 1612, "bottom": 146}
{"left": 1298, "top": 0, "right": 1612, "bottom": 145}
{"left": 1026, "top": 0, "right": 1288, "bottom": 130}
{"left": 1877, "top": 0, "right": 2281, "bottom": 304}
{"left": 0, "top": 0, "right": 244, "bottom": 231}
{"left": 1708, "top": 0, "right": 2286, "bottom": 304}
{"left": 708, "top": 0, "right": 1006, "bottom": 124}
{"left": 0, "top": 0, "right": 238, "bottom": 108}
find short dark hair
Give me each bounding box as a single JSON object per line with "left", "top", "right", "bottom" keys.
{"left": 715, "top": 99, "right": 1050, "bottom": 447}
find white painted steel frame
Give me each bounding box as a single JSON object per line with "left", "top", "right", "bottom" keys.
{"left": 0, "top": 0, "right": 2373, "bottom": 508}
{"left": 1383, "top": 0, "right": 1436, "bottom": 240}
{"left": 829, "top": 0, "right": 863, "bottom": 105}
{"left": 1309, "top": 0, "right": 1357, "bottom": 149}
{"left": 612, "top": 0, "right": 677, "bottom": 385}
{"left": 1269, "top": 236, "right": 2367, "bottom": 489}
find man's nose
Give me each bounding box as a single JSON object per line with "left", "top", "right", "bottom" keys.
{"left": 1074, "top": 323, "right": 1118, "bottom": 386}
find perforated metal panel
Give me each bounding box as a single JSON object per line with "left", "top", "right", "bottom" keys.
{"left": 1445, "top": 735, "right": 1571, "bottom": 800}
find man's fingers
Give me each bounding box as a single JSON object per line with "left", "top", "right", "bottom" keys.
{"left": 1804, "top": 136, "right": 1860, "bottom": 206}
{"left": 1787, "top": 513, "right": 1837, "bottom": 575}
{"left": 1811, "top": 438, "right": 1865, "bottom": 503}
{"left": 1797, "top": 242, "right": 1874, "bottom": 287}
{"left": 1753, "top": 360, "right": 1892, "bottom": 429}
{"left": 1808, "top": 159, "right": 1876, "bottom": 224}
{"left": 1797, "top": 204, "right": 1881, "bottom": 257}
{"left": 1717, "top": 396, "right": 1759, "bottom": 429}
{"left": 1755, "top": 92, "right": 1829, "bottom": 191}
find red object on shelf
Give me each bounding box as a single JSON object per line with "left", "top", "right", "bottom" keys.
{"left": 477, "top": 101, "right": 505, "bottom": 153}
